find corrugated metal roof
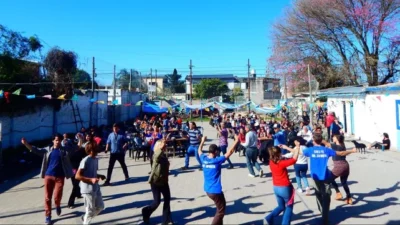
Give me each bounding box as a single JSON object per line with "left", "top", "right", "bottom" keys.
{"left": 318, "top": 85, "right": 366, "bottom": 97}
{"left": 366, "top": 82, "right": 400, "bottom": 92}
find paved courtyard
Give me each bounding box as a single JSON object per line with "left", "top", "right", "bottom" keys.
{"left": 0, "top": 123, "right": 400, "bottom": 224}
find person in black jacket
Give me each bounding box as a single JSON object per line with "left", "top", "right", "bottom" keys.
{"left": 67, "top": 133, "right": 90, "bottom": 208}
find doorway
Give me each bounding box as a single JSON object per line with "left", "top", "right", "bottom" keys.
{"left": 342, "top": 101, "right": 348, "bottom": 133}
{"left": 350, "top": 101, "right": 355, "bottom": 135}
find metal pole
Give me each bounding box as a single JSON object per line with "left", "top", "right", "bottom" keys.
{"left": 90, "top": 57, "right": 95, "bottom": 127}
{"left": 129, "top": 69, "right": 132, "bottom": 92}
{"left": 113, "top": 65, "right": 116, "bottom": 102}
{"left": 308, "top": 64, "right": 313, "bottom": 126}
{"left": 247, "top": 59, "right": 251, "bottom": 114}
{"left": 189, "top": 59, "right": 193, "bottom": 119}
{"left": 150, "top": 69, "right": 153, "bottom": 100}
{"left": 155, "top": 69, "right": 158, "bottom": 97}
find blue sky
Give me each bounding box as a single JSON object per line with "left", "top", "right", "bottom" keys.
{"left": 0, "top": 0, "right": 291, "bottom": 85}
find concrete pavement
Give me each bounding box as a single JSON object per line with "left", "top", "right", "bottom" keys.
{"left": 0, "top": 123, "right": 399, "bottom": 224}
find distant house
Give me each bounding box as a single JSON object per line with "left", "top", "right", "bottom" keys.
{"left": 185, "top": 74, "right": 240, "bottom": 100}
{"left": 318, "top": 83, "right": 400, "bottom": 151}
{"left": 141, "top": 75, "right": 168, "bottom": 93}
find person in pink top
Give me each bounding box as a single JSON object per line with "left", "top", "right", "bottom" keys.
{"left": 325, "top": 112, "right": 335, "bottom": 141}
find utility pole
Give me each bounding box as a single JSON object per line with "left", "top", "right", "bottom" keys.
{"left": 247, "top": 58, "right": 251, "bottom": 114}
{"left": 90, "top": 57, "right": 95, "bottom": 127}
{"left": 129, "top": 69, "right": 132, "bottom": 92}
{"left": 308, "top": 64, "right": 313, "bottom": 126}
{"left": 155, "top": 69, "right": 158, "bottom": 97}
{"left": 189, "top": 59, "right": 193, "bottom": 119}
{"left": 150, "top": 68, "right": 153, "bottom": 99}
{"left": 113, "top": 65, "right": 116, "bottom": 102}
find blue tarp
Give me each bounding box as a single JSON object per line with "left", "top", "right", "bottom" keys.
{"left": 143, "top": 102, "right": 168, "bottom": 114}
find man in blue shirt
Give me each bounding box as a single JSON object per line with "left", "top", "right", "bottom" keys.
{"left": 181, "top": 122, "right": 202, "bottom": 171}
{"left": 104, "top": 123, "right": 129, "bottom": 186}
{"left": 271, "top": 124, "right": 287, "bottom": 153}
{"left": 198, "top": 135, "right": 239, "bottom": 225}
{"left": 302, "top": 134, "right": 356, "bottom": 225}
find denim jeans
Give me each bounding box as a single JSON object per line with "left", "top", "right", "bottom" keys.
{"left": 266, "top": 186, "right": 294, "bottom": 225}
{"left": 219, "top": 145, "right": 233, "bottom": 167}
{"left": 245, "top": 147, "right": 262, "bottom": 176}
{"left": 294, "top": 164, "right": 309, "bottom": 189}
{"left": 313, "top": 178, "right": 332, "bottom": 225}
{"left": 185, "top": 145, "right": 201, "bottom": 168}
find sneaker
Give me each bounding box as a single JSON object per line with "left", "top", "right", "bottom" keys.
{"left": 248, "top": 174, "right": 256, "bottom": 178}
{"left": 103, "top": 182, "right": 111, "bottom": 187}
{"left": 335, "top": 192, "right": 343, "bottom": 200}
{"left": 305, "top": 187, "right": 311, "bottom": 195}
{"left": 259, "top": 170, "right": 264, "bottom": 178}
{"left": 56, "top": 206, "right": 61, "bottom": 216}
{"left": 45, "top": 216, "right": 52, "bottom": 225}
{"left": 180, "top": 166, "right": 188, "bottom": 170}
{"left": 297, "top": 188, "right": 303, "bottom": 194}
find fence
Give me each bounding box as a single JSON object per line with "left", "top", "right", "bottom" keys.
{"left": 0, "top": 91, "right": 143, "bottom": 149}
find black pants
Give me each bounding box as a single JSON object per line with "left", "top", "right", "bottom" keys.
{"left": 142, "top": 184, "right": 172, "bottom": 224}
{"left": 327, "top": 126, "right": 331, "bottom": 141}
{"left": 207, "top": 193, "right": 226, "bottom": 225}
{"left": 331, "top": 174, "right": 351, "bottom": 198}
{"left": 106, "top": 153, "right": 129, "bottom": 183}
{"left": 313, "top": 178, "right": 332, "bottom": 225}
{"left": 68, "top": 174, "right": 81, "bottom": 206}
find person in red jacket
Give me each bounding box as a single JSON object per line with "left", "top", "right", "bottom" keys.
{"left": 264, "top": 145, "right": 299, "bottom": 225}
{"left": 325, "top": 112, "right": 335, "bottom": 141}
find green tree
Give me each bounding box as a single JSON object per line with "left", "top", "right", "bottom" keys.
{"left": 72, "top": 69, "right": 98, "bottom": 89}
{"left": 115, "top": 68, "right": 141, "bottom": 90}
{"left": 44, "top": 47, "right": 78, "bottom": 96}
{"left": 194, "top": 79, "right": 229, "bottom": 99}
{"left": 166, "top": 68, "right": 185, "bottom": 93}
{"left": 0, "top": 24, "right": 43, "bottom": 91}
{"left": 231, "top": 87, "right": 243, "bottom": 102}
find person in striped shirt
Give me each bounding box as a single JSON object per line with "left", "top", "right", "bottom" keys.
{"left": 181, "top": 122, "right": 203, "bottom": 171}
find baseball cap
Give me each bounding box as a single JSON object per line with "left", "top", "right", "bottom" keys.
{"left": 273, "top": 124, "right": 281, "bottom": 129}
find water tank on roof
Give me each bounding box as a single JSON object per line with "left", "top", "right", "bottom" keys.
{"left": 251, "top": 69, "right": 256, "bottom": 78}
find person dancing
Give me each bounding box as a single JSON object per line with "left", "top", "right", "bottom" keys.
{"left": 142, "top": 139, "right": 173, "bottom": 225}
{"left": 324, "top": 135, "right": 353, "bottom": 204}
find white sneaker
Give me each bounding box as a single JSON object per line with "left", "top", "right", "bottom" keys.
{"left": 305, "top": 187, "right": 311, "bottom": 195}
{"left": 297, "top": 188, "right": 303, "bottom": 194}
{"left": 248, "top": 174, "right": 256, "bottom": 178}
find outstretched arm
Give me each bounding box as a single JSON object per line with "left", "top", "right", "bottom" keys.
{"left": 198, "top": 136, "right": 206, "bottom": 156}
{"left": 336, "top": 148, "right": 357, "bottom": 156}
{"left": 225, "top": 136, "right": 240, "bottom": 158}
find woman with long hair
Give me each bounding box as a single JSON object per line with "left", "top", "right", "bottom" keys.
{"left": 324, "top": 135, "right": 353, "bottom": 204}
{"left": 282, "top": 137, "right": 311, "bottom": 195}
{"left": 265, "top": 145, "right": 299, "bottom": 225}
{"left": 142, "top": 139, "right": 173, "bottom": 225}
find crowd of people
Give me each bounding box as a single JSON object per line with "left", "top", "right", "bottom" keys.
{"left": 19, "top": 106, "right": 391, "bottom": 225}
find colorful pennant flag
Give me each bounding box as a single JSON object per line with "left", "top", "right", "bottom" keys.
{"left": 205, "top": 108, "right": 210, "bottom": 112}
{"left": 376, "top": 96, "right": 381, "bottom": 102}
{"left": 26, "top": 95, "right": 36, "bottom": 99}
{"left": 385, "top": 93, "right": 390, "bottom": 97}
{"left": 4, "top": 92, "right": 10, "bottom": 103}
{"left": 43, "top": 95, "right": 52, "bottom": 99}
{"left": 57, "top": 94, "right": 66, "bottom": 100}
{"left": 12, "top": 88, "right": 21, "bottom": 95}
{"left": 0, "top": 90, "right": 3, "bottom": 98}
{"left": 89, "top": 98, "right": 96, "bottom": 102}
{"left": 112, "top": 99, "right": 118, "bottom": 105}
{"left": 71, "top": 94, "right": 78, "bottom": 101}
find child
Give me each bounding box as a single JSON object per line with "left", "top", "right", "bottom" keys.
{"left": 76, "top": 142, "right": 106, "bottom": 225}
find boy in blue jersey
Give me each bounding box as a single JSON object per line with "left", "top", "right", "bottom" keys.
{"left": 302, "top": 134, "right": 356, "bottom": 225}
{"left": 198, "top": 135, "right": 239, "bottom": 225}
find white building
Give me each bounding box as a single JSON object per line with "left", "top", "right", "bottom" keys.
{"left": 319, "top": 83, "right": 400, "bottom": 151}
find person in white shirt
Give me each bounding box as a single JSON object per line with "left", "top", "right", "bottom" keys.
{"left": 281, "top": 137, "right": 311, "bottom": 195}
{"left": 242, "top": 125, "right": 263, "bottom": 178}
{"left": 297, "top": 125, "right": 313, "bottom": 146}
